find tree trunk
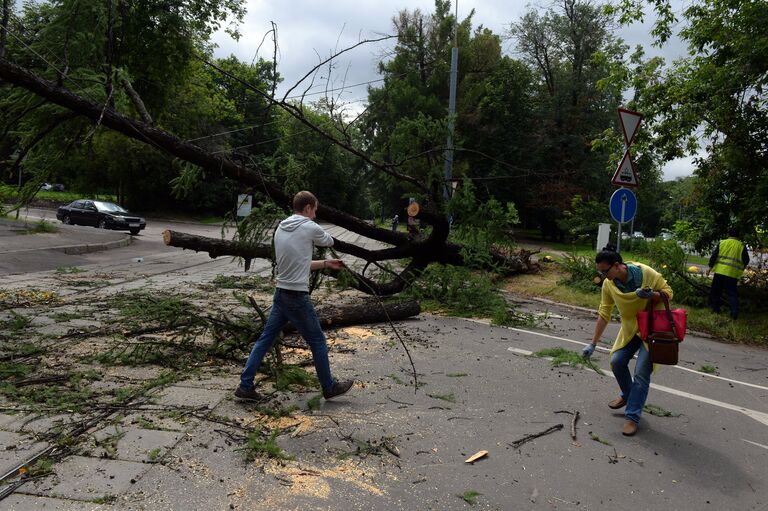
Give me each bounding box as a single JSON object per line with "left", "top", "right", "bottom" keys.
{"left": 286, "top": 299, "right": 421, "bottom": 332}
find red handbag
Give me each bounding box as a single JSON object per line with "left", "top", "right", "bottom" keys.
{"left": 636, "top": 292, "right": 687, "bottom": 365}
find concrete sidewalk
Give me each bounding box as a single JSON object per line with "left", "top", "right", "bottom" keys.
{"left": 0, "top": 218, "right": 131, "bottom": 256}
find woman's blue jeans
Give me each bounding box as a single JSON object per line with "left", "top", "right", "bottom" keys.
{"left": 239, "top": 288, "right": 335, "bottom": 392}
{"left": 611, "top": 335, "right": 652, "bottom": 424}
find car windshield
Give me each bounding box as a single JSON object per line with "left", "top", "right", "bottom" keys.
{"left": 94, "top": 201, "right": 128, "bottom": 213}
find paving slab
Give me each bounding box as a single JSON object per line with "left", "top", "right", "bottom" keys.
{"left": 0, "top": 430, "right": 49, "bottom": 475}
{"left": 24, "top": 455, "right": 149, "bottom": 502}
{"left": 89, "top": 427, "right": 183, "bottom": 463}
{"left": 154, "top": 385, "right": 226, "bottom": 410}
{"left": 2, "top": 494, "right": 111, "bottom": 511}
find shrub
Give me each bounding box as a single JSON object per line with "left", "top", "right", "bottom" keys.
{"left": 558, "top": 253, "right": 601, "bottom": 294}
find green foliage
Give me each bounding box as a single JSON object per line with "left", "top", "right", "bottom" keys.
{"left": 27, "top": 457, "right": 54, "bottom": 477}
{"left": 446, "top": 372, "right": 468, "bottom": 377}
{"left": 403, "top": 264, "right": 508, "bottom": 321}
{"left": 209, "top": 274, "right": 272, "bottom": 291}
{"left": 427, "top": 392, "right": 456, "bottom": 403}
{"left": 272, "top": 365, "right": 319, "bottom": 391}
{"left": 148, "top": 448, "right": 162, "bottom": 462}
{"left": 588, "top": 431, "right": 612, "bottom": 446}
{"left": 558, "top": 195, "right": 611, "bottom": 245}
{"left": 643, "top": 404, "right": 678, "bottom": 418}
{"left": 14, "top": 219, "right": 57, "bottom": 234}
{"left": 558, "top": 253, "right": 601, "bottom": 294}
{"left": 533, "top": 347, "right": 605, "bottom": 375}
{"left": 460, "top": 490, "right": 482, "bottom": 505}
{"left": 107, "top": 291, "right": 197, "bottom": 328}
{"left": 243, "top": 427, "right": 293, "bottom": 461}
{"left": 306, "top": 394, "right": 322, "bottom": 411}
{"left": 0, "top": 362, "right": 34, "bottom": 380}
{"left": 1, "top": 311, "right": 32, "bottom": 333}
{"left": 699, "top": 365, "right": 716, "bottom": 374}
{"left": 0, "top": 382, "right": 96, "bottom": 412}
{"left": 448, "top": 178, "right": 519, "bottom": 266}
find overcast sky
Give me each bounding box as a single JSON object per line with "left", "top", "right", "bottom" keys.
{"left": 212, "top": 1, "right": 695, "bottom": 180}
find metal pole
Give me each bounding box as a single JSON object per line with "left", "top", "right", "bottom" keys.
{"left": 617, "top": 195, "right": 627, "bottom": 252}
{"left": 443, "top": 3, "right": 459, "bottom": 201}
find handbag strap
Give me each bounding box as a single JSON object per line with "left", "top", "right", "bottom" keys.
{"left": 652, "top": 291, "right": 679, "bottom": 341}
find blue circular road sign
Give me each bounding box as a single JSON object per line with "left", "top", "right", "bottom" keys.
{"left": 609, "top": 188, "right": 637, "bottom": 223}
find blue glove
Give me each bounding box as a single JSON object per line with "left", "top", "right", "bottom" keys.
{"left": 635, "top": 287, "right": 655, "bottom": 299}
{"left": 582, "top": 344, "right": 595, "bottom": 359}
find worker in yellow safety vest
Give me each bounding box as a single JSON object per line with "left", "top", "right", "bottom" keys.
{"left": 708, "top": 228, "right": 750, "bottom": 319}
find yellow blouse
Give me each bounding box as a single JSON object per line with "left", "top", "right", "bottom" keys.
{"left": 597, "top": 262, "right": 674, "bottom": 354}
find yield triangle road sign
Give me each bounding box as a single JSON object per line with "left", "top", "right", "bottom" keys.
{"left": 618, "top": 108, "right": 643, "bottom": 147}
{"left": 611, "top": 151, "right": 639, "bottom": 187}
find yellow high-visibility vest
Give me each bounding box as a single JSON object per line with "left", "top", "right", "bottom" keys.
{"left": 712, "top": 238, "right": 746, "bottom": 278}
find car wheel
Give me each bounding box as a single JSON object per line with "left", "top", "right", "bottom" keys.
{"left": 98, "top": 218, "right": 107, "bottom": 229}
{"left": 129, "top": 228, "right": 140, "bottom": 235}
{"left": 62, "top": 215, "right": 71, "bottom": 225}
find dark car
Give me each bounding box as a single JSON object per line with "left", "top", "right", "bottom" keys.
{"left": 56, "top": 200, "right": 146, "bottom": 235}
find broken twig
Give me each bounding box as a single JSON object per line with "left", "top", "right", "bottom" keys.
{"left": 507, "top": 424, "right": 563, "bottom": 449}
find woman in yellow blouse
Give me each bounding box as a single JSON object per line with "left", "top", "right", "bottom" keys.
{"left": 582, "top": 245, "right": 673, "bottom": 436}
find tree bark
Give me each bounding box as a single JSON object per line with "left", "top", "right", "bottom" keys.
{"left": 285, "top": 299, "right": 421, "bottom": 332}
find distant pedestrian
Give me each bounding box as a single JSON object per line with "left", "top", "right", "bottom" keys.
{"left": 582, "top": 245, "right": 673, "bottom": 437}
{"left": 235, "top": 191, "right": 353, "bottom": 402}
{"left": 391, "top": 214, "right": 399, "bottom": 232}
{"left": 708, "top": 227, "right": 749, "bottom": 320}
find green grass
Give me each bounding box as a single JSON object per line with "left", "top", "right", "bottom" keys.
{"left": 446, "top": 372, "right": 468, "bottom": 377}
{"left": 509, "top": 264, "right": 768, "bottom": 346}
{"left": 148, "top": 448, "right": 162, "bottom": 461}
{"left": 14, "top": 219, "right": 58, "bottom": 235}
{"left": 699, "top": 364, "right": 717, "bottom": 374}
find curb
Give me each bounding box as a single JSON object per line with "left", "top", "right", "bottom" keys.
{"left": 0, "top": 233, "right": 133, "bottom": 256}
{"left": 60, "top": 233, "right": 133, "bottom": 255}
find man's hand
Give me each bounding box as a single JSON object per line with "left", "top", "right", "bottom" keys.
{"left": 582, "top": 344, "right": 595, "bottom": 359}
{"left": 635, "top": 287, "right": 655, "bottom": 299}
{"left": 324, "top": 259, "right": 345, "bottom": 271}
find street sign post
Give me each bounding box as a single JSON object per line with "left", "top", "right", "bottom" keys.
{"left": 609, "top": 188, "right": 637, "bottom": 252}
{"left": 610, "top": 108, "right": 643, "bottom": 250}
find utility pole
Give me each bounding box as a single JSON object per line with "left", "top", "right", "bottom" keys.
{"left": 443, "top": 1, "right": 458, "bottom": 202}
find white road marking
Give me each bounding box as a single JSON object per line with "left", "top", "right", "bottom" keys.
{"left": 505, "top": 344, "right": 768, "bottom": 428}
{"left": 463, "top": 319, "right": 768, "bottom": 393}
{"left": 649, "top": 384, "right": 768, "bottom": 427}
{"left": 741, "top": 439, "right": 768, "bottom": 451}
{"left": 507, "top": 347, "right": 534, "bottom": 356}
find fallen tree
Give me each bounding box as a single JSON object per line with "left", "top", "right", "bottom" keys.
{"left": 0, "top": 57, "right": 538, "bottom": 296}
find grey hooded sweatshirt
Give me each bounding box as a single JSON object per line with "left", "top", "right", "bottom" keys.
{"left": 274, "top": 214, "right": 334, "bottom": 292}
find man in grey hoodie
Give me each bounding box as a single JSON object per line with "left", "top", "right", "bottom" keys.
{"left": 235, "top": 191, "right": 353, "bottom": 400}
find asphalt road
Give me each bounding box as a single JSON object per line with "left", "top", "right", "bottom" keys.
{"left": 1, "top": 210, "right": 766, "bottom": 510}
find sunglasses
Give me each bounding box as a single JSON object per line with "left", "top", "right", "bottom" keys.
{"left": 597, "top": 263, "right": 615, "bottom": 278}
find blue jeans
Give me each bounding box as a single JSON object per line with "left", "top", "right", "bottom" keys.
{"left": 239, "top": 288, "right": 335, "bottom": 392}
{"left": 611, "top": 335, "right": 652, "bottom": 424}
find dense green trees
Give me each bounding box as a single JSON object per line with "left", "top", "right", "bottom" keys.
{"left": 612, "top": 0, "right": 768, "bottom": 249}
{"left": 1, "top": 0, "right": 763, "bottom": 255}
